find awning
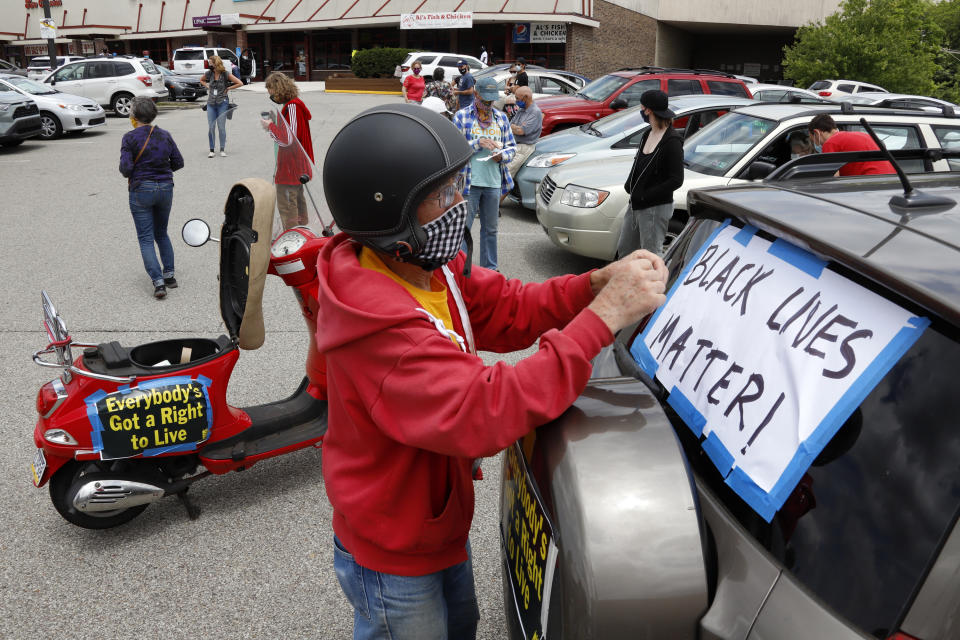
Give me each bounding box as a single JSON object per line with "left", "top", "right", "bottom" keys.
{"left": 245, "top": 12, "right": 599, "bottom": 32}
{"left": 117, "top": 29, "right": 210, "bottom": 40}
{"left": 14, "top": 38, "right": 74, "bottom": 45}
{"left": 57, "top": 25, "right": 132, "bottom": 37}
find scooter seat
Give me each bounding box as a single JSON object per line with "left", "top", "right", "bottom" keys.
{"left": 82, "top": 335, "right": 234, "bottom": 376}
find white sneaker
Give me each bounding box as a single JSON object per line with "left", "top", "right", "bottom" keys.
{"left": 220, "top": 151, "right": 227, "bottom": 157}
{"left": 208, "top": 151, "right": 214, "bottom": 158}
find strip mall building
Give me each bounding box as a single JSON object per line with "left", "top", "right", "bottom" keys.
{"left": 2, "top": 1, "right": 841, "bottom": 82}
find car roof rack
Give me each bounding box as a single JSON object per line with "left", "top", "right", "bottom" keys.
{"left": 768, "top": 146, "right": 960, "bottom": 187}
{"left": 614, "top": 66, "right": 738, "bottom": 79}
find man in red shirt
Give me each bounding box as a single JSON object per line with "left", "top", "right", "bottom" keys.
{"left": 808, "top": 114, "right": 895, "bottom": 176}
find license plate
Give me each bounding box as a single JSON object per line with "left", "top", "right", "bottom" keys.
{"left": 31, "top": 448, "right": 47, "bottom": 486}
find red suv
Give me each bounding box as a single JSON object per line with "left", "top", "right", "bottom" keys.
{"left": 536, "top": 67, "right": 752, "bottom": 136}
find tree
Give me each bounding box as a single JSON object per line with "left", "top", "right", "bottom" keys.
{"left": 782, "top": 0, "right": 945, "bottom": 96}
{"left": 930, "top": 0, "right": 960, "bottom": 102}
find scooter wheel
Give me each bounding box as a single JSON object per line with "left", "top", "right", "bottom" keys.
{"left": 49, "top": 460, "right": 149, "bottom": 529}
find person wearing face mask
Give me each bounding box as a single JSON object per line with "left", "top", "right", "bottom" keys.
{"left": 318, "top": 103, "right": 670, "bottom": 640}
{"left": 119, "top": 97, "right": 184, "bottom": 299}
{"left": 807, "top": 114, "right": 894, "bottom": 176}
{"left": 618, "top": 89, "right": 684, "bottom": 258}
{"left": 788, "top": 131, "right": 814, "bottom": 160}
{"left": 453, "top": 76, "right": 516, "bottom": 271}
{"left": 506, "top": 86, "right": 542, "bottom": 179}
{"left": 261, "top": 72, "right": 314, "bottom": 229}
{"left": 402, "top": 61, "right": 426, "bottom": 103}
{"left": 452, "top": 59, "right": 476, "bottom": 111}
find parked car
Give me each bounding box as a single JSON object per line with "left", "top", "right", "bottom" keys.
{"left": 0, "top": 82, "right": 41, "bottom": 147}
{"left": 0, "top": 59, "right": 28, "bottom": 76}
{"left": 750, "top": 83, "right": 832, "bottom": 104}
{"left": 26, "top": 55, "right": 86, "bottom": 80}
{"left": 536, "top": 67, "right": 753, "bottom": 136}
{"left": 398, "top": 51, "right": 485, "bottom": 82}
{"left": 171, "top": 46, "right": 239, "bottom": 77}
{"left": 43, "top": 56, "right": 166, "bottom": 116}
{"left": 512, "top": 95, "right": 755, "bottom": 210}
{"left": 536, "top": 103, "right": 960, "bottom": 260}
{"left": 807, "top": 78, "right": 887, "bottom": 99}
{"left": 502, "top": 165, "right": 960, "bottom": 639}
{"left": 0, "top": 73, "right": 105, "bottom": 139}
{"left": 485, "top": 69, "right": 579, "bottom": 99}
{"left": 158, "top": 66, "right": 207, "bottom": 101}
{"left": 836, "top": 91, "right": 958, "bottom": 113}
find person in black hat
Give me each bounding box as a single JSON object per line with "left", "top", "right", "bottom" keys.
{"left": 514, "top": 56, "right": 529, "bottom": 89}
{"left": 617, "top": 89, "right": 684, "bottom": 257}
{"left": 317, "top": 103, "right": 669, "bottom": 639}
{"left": 452, "top": 59, "right": 476, "bottom": 111}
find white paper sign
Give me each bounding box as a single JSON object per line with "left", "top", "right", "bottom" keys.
{"left": 39, "top": 18, "right": 57, "bottom": 40}
{"left": 400, "top": 12, "right": 472, "bottom": 30}
{"left": 632, "top": 221, "right": 928, "bottom": 520}
{"left": 531, "top": 23, "right": 567, "bottom": 43}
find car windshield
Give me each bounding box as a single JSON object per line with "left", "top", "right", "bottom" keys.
{"left": 576, "top": 74, "right": 629, "bottom": 101}
{"left": 683, "top": 112, "right": 776, "bottom": 176}
{"left": 591, "top": 105, "right": 648, "bottom": 136}
{"left": 159, "top": 66, "right": 173, "bottom": 75}
{"left": 4, "top": 76, "right": 56, "bottom": 94}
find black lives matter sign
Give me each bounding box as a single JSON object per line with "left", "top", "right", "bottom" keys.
{"left": 633, "top": 222, "right": 927, "bottom": 520}
{"left": 500, "top": 443, "right": 558, "bottom": 640}
{"left": 87, "top": 379, "right": 211, "bottom": 459}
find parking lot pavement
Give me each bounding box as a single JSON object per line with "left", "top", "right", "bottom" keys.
{"left": 0, "top": 91, "right": 603, "bottom": 638}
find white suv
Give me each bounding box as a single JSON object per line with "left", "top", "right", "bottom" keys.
{"left": 43, "top": 56, "right": 166, "bottom": 116}
{"left": 172, "top": 46, "right": 239, "bottom": 77}
{"left": 399, "top": 51, "right": 484, "bottom": 82}
{"left": 807, "top": 79, "right": 887, "bottom": 99}
{"left": 27, "top": 55, "right": 86, "bottom": 80}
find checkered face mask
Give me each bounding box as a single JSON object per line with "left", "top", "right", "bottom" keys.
{"left": 418, "top": 200, "right": 468, "bottom": 266}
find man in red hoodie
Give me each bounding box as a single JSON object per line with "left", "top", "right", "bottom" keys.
{"left": 263, "top": 72, "right": 314, "bottom": 229}
{"left": 318, "top": 103, "right": 668, "bottom": 639}
{"left": 808, "top": 113, "right": 895, "bottom": 177}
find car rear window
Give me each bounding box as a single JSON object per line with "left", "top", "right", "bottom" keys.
{"left": 646, "top": 217, "right": 960, "bottom": 638}
{"left": 141, "top": 60, "right": 159, "bottom": 74}
{"left": 707, "top": 80, "right": 749, "bottom": 97}
{"left": 175, "top": 50, "right": 205, "bottom": 61}
{"left": 808, "top": 81, "right": 830, "bottom": 90}
{"left": 667, "top": 78, "right": 703, "bottom": 96}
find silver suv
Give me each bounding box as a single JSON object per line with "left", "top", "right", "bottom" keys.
{"left": 43, "top": 56, "right": 166, "bottom": 116}
{"left": 0, "top": 82, "right": 41, "bottom": 147}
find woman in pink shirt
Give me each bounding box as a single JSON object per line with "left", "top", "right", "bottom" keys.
{"left": 402, "top": 61, "right": 426, "bottom": 103}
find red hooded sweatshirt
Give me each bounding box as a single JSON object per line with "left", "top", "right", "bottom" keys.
{"left": 315, "top": 235, "right": 613, "bottom": 576}
{"left": 266, "top": 97, "right": 313, "bottom": 186}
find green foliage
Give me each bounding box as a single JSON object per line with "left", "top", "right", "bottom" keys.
{"left": 782, "top": 0, "right": 945, "bottom": 96}
{"left": 930, "top": 0, "right": 960, "bottom": 103}
{"left": 351, "top": 47, "right": 413, "bottom": 78}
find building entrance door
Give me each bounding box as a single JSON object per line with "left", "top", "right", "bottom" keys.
{"left": 294, "top": 43, "right": 307, "bottom": 80}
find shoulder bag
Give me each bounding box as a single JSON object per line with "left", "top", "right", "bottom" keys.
{"left": 128, "top": 125, "right": 155, "bottom": 187}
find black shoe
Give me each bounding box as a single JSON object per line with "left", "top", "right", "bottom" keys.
{"left": 164, "top": 276, "right": 178, "bottom": 288}
{"left": 154, "top": 284, "right": 167, "bottom": 299}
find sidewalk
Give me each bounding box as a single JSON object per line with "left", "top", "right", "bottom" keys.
{"left": 236, "top": 81, "right": 326, "bottom": 93}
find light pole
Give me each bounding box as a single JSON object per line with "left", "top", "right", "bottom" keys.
{"left": 40, "top": 0, "right": 58, "bottom": 70}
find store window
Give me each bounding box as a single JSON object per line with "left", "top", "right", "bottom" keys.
{"left": 312, "top": 30, "right": 352, "bottom": 71}
{"left": 509, "top": 43, "right": 565, "bottom": 70}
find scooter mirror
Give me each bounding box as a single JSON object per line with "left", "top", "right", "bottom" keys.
{"left": 182, "top": 218, "right": 217, "bottom": 246}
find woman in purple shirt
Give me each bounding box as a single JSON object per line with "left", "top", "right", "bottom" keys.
{"left": 119, "top": 97, "right": 185, "bottom": 299}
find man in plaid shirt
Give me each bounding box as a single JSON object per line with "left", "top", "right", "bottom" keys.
{"left": 453, "top": 76, "right": 517, "bottom": 272}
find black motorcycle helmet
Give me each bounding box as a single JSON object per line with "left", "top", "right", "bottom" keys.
{"left": 323, "top": 103, "right": 472, "bottom": 269}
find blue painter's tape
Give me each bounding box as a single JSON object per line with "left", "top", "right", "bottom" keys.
{"left": 634, "top": 220, "right": 731, "bottom": 372}
{"left": 84, "top": 389, "right": 108, "bottom": 453}
{"left": 733, "top": 224, "right": 757, "bottom": 246}
{"left": 767, "top": 239, "right": 827, "bottom": 279}
{"left": 630, "top": 340, "right": 660, "bottom": 378}
{"left": 667, "top": 386, "right": 707, "bottom": 437}
{"left": 726, "top": 467, "right": 778, "bottom": 522}
{"left": 702, "top": 431, "right": 734, "bottom": 474}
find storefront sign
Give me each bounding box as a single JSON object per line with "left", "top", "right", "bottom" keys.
{"left": 513, "top": 23, "right": 567, "bottom": 44}
{"left": 631, "top": 221, "right": 928, "bottom": 521}
{"left": 25, "top": 1, "right": 63, "bottom": 8}
{"left": 25, "top": 45, "right": 47, "bottom": 56}
{"left": 399, "top": 12, "right": 472, "bottom": 30}
{"left": 192, "top": 13, "right": 240, "bottom": 28}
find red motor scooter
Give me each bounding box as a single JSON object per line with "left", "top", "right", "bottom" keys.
{"left": 30, "top": 112, "right": 334, "bottom": 528}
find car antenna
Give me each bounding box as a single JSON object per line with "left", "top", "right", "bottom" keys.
{"left": 858, "top": 117, "right": 955, "bottom": 209}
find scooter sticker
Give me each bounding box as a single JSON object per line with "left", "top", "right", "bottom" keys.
{"left": 84, "top": 375, "right": 214, "bottom": 460}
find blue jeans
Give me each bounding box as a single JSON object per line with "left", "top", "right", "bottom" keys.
{"left": 129, "top": 181, "right": 174, "bottom": 286}
{"left": 206, "top": 100, "right": 229, "bottom": 151}
{"left": 333, "top": 536, "right": 479, "bottom": 640}
{"left": 465, "top": 186, "right": 500, "bottom": 270}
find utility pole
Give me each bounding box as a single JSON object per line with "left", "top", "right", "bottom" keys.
{"left": 40, "top": 0, "right": 58, "bottom": 71}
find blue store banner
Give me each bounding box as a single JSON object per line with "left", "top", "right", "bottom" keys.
{"left": 513, "top": 23, "right": 531, "bottom": 44}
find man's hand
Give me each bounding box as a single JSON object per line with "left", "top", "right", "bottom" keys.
{"left": 587, "top": 250, "right": 668, "bottom": 334}
{"left": 477, "top": 138, "right": 501, "bottom": 151}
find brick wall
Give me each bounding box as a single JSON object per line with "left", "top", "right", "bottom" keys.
{"left": 566, "top": 0, "right": 658, "bottom": 79}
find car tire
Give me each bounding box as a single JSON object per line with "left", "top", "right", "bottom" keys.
{"left": 663, "top": 214, "right": 687, "bottom": 251}
{"left": 39, "top": 111, "right": 62, "bottom": 139}
{"left": 0, "top": 139, "right": 24, "bottom": 147}
{"left": 187, "top": 97, "right": 198, "bottom": 102}
{"left": 111, "top": 92, "right": 134, "bottom": 117}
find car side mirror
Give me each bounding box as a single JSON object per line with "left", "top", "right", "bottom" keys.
{"left": 609, "top": 97, "right": 628, "bottom": 110}
{"left": 745, "top": 160, "right": 776, "bottom": 180}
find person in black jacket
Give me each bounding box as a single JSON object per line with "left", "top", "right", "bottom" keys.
{"left": 617, "top": 90, "right": 684, "bottom": 257}
{"left": 239, "top": 48, "right": 254, "bottom": 84}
